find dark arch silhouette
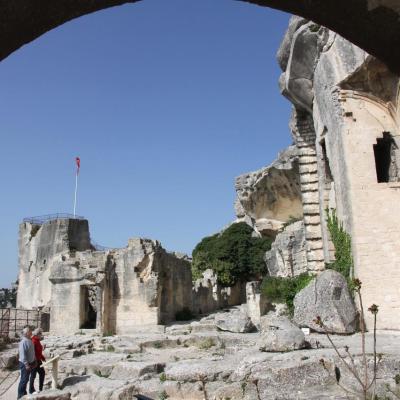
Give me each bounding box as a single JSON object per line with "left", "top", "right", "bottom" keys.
{"left": 0, "top": 0, "right": 400, "bottom": 74}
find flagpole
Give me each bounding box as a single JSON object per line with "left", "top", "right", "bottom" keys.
{"left": 73, "top": 171, "right": 78, "bottom": 218}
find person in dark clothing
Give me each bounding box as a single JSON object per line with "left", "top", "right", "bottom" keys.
{"left": 17, "top": 326, "right": 36, "bottom": 399}
{"left": 29, "top": 328, "right": 46, "bottom": 394}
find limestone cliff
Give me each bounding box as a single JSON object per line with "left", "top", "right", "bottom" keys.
{"left": 278, "top": 16, "right": 400, "bottom": 329}
{"left": 234, "top": 146, "right": 302, "bottom": 237}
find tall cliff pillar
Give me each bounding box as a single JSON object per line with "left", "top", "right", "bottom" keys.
{"left": 17, "top": 218, "right": 92, "bottom": 309}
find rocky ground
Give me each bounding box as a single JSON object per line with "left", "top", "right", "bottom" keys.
{"left": 2, "top": 309, "right": 400, "bottom": 400}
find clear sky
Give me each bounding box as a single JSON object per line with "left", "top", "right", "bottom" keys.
{"left": 0, "top": 0, "right": 292, "bottom": 288}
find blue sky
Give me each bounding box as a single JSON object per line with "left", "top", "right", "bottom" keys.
{"left": 0, "top": 0, "right": 292, "bottom": 288}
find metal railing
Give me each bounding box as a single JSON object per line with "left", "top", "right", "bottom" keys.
{"left": 23, "top": 213, "right": 85, "bottom": 225}
{"left": 0, "top": 308, "right": 50, "bottom": 338}
{"left": 91, "top": 241, "right": 112, "bottom": 251}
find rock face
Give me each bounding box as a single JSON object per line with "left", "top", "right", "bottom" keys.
{"left": 293, "top": 270, "right": 357, "bottom": 334}
{"left": 192, "top": 269, "right": 246, "bottom": 316}
{"left": 279, "top": 11, "right": 400, "bottom": 330}
{"left": 258, "top": 315, "right": 306, "bottom": 352}
{"left": 235, "top": 146, "right": 303, "bottom": 238}
{"left": 17, "top": 218, "right": 92, "bottom": 309}
{"left": 244, "top": 281, "right": 269, "bottom": 328}
{"left": 265, "top": 220, "right": 308, "bottom": 277}
{"left": 215, "top": 309, "right": 255, "bottom": 333}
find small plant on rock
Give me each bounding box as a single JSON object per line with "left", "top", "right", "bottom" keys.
{"left": 158, "top": 390, "right": 169, "bottom": 400}
{"left": 106, "top": 344, "right": 115, "bottom": 352}
{"left": 317, "top": 279, "right": 380, "bottom": 399}
{"left": 153, "top": 341, "right": 163, "bottom": 349}
{"left": 326, "top": 208, "right": 353, "bottom": 280}
{"left": 261, "top": 273, "right": 313, "bottom": 315}
{"left": 159, "top": 372, "right": 167, "bottom": 383}
{"left": 197, "top": 338, "right": 215, "bottom": 350}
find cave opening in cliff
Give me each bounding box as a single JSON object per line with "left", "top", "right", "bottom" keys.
{"left": 80, "top": 285, "right": 97, "bottom": 329}
{"left": 373, "top": 132, "right": 397, "bottom": 183}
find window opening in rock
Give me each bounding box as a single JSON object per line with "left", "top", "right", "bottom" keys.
{"left": 79, "top": 285, "right": 97, "bottom": 329}
{"left": 373, "top": 132, "right": 399, "bottom": 183}
{"left": 321, "top": 140, "right": 333, "bottom": 184}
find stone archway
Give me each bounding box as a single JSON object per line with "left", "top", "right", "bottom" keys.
{"left": 0, "top": 0, "right": 400, "bottom": 73}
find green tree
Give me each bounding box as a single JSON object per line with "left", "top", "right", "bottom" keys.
{"left": 192, "top": 222, "right": 272, "bottom": 286}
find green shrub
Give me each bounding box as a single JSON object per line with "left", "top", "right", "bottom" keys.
{"left": 192, "top": 222, "right": 272, "bottom": 286}
{"left": 175, "top": 307, "right": 194, "bottom": 321}
{"left": 159, "top": 372, "right": 167, "bottom": 382}
{"left": 326, "top": 208, "right": 353, "bottom": 280}
{"left": 158, "top": 390, "right": 169, "bottom": 400}
{"left": 29, "top": 224, "right": 41, "bottom": 240}
{"left": 261, "top": 273, "right": 314, "bottom": 315}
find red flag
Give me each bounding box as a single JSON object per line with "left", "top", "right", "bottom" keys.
{"left": 75, "top": 157, "right": 80, "bottom": 175}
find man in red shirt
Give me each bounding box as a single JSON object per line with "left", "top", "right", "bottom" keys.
{"left": 29, "top": 328, "right": 46, "bottom": 394}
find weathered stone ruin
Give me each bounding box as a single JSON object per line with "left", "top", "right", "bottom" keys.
{"left": 16, "top": 218, "right": 249, "bottom": 335}
{"left": 17, "top": 218, "right": 193, "bottom": 335}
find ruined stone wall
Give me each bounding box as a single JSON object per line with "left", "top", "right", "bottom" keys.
{"left": 106, "top": 238, "right": 192, "bottom": 334}
{"left": 158, "top": 252, "right": 193, "bottom": 324}
{"left": 17, "top": 219, "right": 91, "bottom": 310}
{"left": 192, "top": 269, "right": 246, "bottom": 316}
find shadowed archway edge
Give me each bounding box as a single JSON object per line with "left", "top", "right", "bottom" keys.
{"left": 1, "top": 0, "right": 400, "bottom": 74}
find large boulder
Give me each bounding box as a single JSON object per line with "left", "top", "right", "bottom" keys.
{"left": 293, "top": 269, "right": 357, "bottom": 333}
{"left": 258, "top": 315, "right": 305, "bottom": 352}
{"left": 215, "top": 309, "right": 255, "bottom": 333}
{"left": 265, "top": 220, "right": 308, "bottom": 277}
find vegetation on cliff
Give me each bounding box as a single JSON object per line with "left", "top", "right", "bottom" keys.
{"left": 326, "top": 208, "right": 353, "bottom": 280}
{"left": 191, "top": 222, "right": 272, "bottom": 286}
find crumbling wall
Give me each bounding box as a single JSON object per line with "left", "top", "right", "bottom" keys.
{"left": 49, "top": 251, "right": 107, "bottom": 335}
{"left": 192, "top": 269, "right": 246, "bottom": 316}
{"left": 106, "top": 238, "right": 192, "bottom": 334}
{"left": 17, "top": 219, "right": 91, "bottom": 310}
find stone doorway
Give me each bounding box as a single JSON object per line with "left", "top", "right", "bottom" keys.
{"left": 79, "top": 286, "right": 97, "bottom": 329}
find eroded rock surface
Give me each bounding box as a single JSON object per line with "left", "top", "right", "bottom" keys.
{"left": 265, "top": 220, "right": 308, "bottom": 277}
{"left": 235, "top": 146, "right": 302, "bottom": 238}
{"left": 293, "top": 270, "right": 357, "bottom": 334}
{"left": 5, "top": 321, "right": 400, "bottom": 400}
{"left": 215, "top": 309, "right": 255, "bottom": 333}
{"left": 258, "top": 315, "right": 306, "bottom": 352}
